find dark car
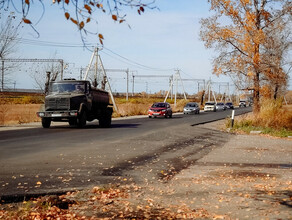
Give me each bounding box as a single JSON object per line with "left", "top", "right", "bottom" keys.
{"left": 148, "top": 102, "right": 172, "bottom": 118}
{"left": 225, "top": 102, "right": 234, "bottom": 109}
{"left": 183, "top": 102, "right": 200, "bottom": 114}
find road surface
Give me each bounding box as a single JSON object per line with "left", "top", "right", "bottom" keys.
{"left": 0, "top": 107, "right": 251, "bottom": 202}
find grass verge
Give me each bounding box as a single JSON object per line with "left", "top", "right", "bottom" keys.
{"left": 226, "top": 99, "right": 292, "bottom": 138}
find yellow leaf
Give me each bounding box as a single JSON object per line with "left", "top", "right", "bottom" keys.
{"left": 98, "top": 33, "right": 104, "bottom": 40}
{"left": 79, "top": 21, "right": 84, "bottom": 29}
{"left": 23, "top": 18, "right": 31, "bottom": 24}
{"left": 99, "top": 38, "right": 103, "bottom": 45}
{"left": 84, "top": 4, "right": 92, "bottom": 13}
{"left": 36, "top": 181, "right": 42, "bottom": 185}
{"left": 112, "top": 15, "right": 117, "bottom": 21}
{"left": 70, "top": 18, "right": 78, "bottom": 25}
{"left": 64, "top": 12, "right": 70, "bottom": 20}
{"left": 86, "top": 17, "right": 91, "bottom": 23}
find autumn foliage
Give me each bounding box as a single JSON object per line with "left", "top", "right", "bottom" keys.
{"left": 200, "top": 0, "right": 291, "bottom": 113}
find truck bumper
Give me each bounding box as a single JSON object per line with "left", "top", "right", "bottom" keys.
{"left": 37, "top": 110, "right": 78, "bottom": 118}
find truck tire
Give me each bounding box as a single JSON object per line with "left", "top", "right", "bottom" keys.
{"left": 69, "top": 118, "right": 77, "bottom": 126}
{"left": 77, "top": 111, "right": 86, "bottom": 128}
{"left": 42, "top": 118, "right": 51, "bottom": 128}
{"left": 99, "top": 115, "right": 111, "bottom": 128}
{"left": 99, "top": 108, "right": 112, "bottom": 128}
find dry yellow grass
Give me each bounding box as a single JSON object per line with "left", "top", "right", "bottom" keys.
{"left": 233, "top": 99, "right": 292, "bottom": 130}
{"left": 254, "top": 99, "right": 292, "bottom": 130}
{"left": 0, "top": 104, "right": 41, "bottom": 125}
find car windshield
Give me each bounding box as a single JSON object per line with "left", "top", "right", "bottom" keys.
{"left": 49, "top": 82, "right": 86, "bottom": 94}
{"left": 205, "top": 102, "right": 215, "bottom": 105}
{"left": 217, "top": 103, "right": 224, "bottom": 105}
{"left": 226, "top": 102, "right": 232, "bottom": 105}
{"left": 152, "top": 103, "right": 166, "bottom": 108}
{"left": 186, "top": 103, "right": 196, "bottom": 107}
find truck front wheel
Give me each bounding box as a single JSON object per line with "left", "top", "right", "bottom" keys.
{"left": 42, "top": 118, "right": 51, "bottom": 128}
{"left": 77, "top": 111, "right": 86, "bottom": 128}
{"left": 69, "top": 118, "right": 77, "bottom": 126}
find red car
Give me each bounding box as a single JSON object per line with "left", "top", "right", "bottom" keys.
{"left": 148, "top": 102, "right": 172, "bottom": 118}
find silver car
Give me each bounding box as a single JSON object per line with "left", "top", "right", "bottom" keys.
{"left": 183, "top": 102, "right": 200, "bottom": 114}
{"left": 216, "top": 102, "right": 227, "bottom": 111}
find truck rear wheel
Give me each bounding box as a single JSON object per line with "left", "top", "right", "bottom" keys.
{"left": 42, "top": 118, "right": 51, "bottom": 128}
{"left": 77, "top": 111, "right": 86, "bottom": 128}
{"left": 99, "top": 108, "right": 112, "bottom": 128}
{"left": 99, "top": 115, "right": 111, "bottom": 128}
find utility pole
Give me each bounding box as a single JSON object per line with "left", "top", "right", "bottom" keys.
{"left": 126, "top": 68, "right": 129, "bottom": 101}
{"left": 1, "top": 59, "right": 4, "bottom": 91}
{"left": 132, "top": 74, "right": 135, "bottom": 96}
{"left": 83, "top": 47, "right": 118, "bottom": 112}
{"left": 80, "top": 67, "right": 83, "bottom": 80}
{"left": 164, "top": 70, "right": 187, "bottom": 106}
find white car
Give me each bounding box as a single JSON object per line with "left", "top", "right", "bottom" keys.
{"left": 204, "top": 102, "right": 217, "bottom": 112}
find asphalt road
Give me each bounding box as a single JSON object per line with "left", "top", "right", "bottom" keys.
{"left": 0, "top": 107, "right": 251, "bottom": 202}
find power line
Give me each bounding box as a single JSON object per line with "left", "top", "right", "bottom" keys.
{"left": 101, "top": 46, "right": 174, "bottom": 72}
{"left": 13, "top": 37, "right": 175, "bottom": 72}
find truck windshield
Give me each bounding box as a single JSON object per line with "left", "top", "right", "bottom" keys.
{"left": 49, "top": 83, "right": 86, "bottom": 94}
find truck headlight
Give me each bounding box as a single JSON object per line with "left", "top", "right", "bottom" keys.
{"left": 38, "top": 112, "right": 45, "bottom": 117}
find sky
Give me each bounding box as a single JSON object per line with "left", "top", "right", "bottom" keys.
{"left": 1, "top": 0, "right": 290, "bottom": 94}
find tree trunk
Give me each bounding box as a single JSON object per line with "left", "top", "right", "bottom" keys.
{"left": 253, "top": 72, "right": 260, "bottom": 114}
{"left": 45, "top": 71, "right": 51, "bottom": 95}
{"left": 273, "top": 84, "right": 278, "bottom": 100}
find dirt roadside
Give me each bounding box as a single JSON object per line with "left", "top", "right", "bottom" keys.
{"left": 1, "top": 120, "right": 291, "bottom": 219}
{"left": 146, "top": 121, "right": 292, "bottom": 219}
{"left": 71, "top": 121, "right": 292, "bottom": 219}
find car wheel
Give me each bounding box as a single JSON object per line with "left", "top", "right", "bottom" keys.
{"left": 169, "top": 113, "right": 172, "bottom": 118}
{"left": 42, "top": 118, "right": 51, "bottom": 128}
{"left": 149, "top": 116, "right": 152, "bottom": 118}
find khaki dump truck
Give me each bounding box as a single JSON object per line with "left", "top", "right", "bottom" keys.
{"left": 37, "top": 79, "right": 113, "bottom": 128}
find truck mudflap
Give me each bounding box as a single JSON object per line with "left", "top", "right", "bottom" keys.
{"left": 37, "top": 110, "right": 78, "bottom": 118}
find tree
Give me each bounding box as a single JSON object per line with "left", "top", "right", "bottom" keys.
{"left": 200, "top": 0, "right": 291, "bottom": 113}
{"left": 0, "top": 0, "right": 156, "bottom": 45}
{"left": 0, "top": 12, "right": 21, "bottom": 90}
{"left": 30, "top": 54, "right": 62, "bottom": 92}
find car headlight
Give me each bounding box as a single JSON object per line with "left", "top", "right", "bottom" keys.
{"left": 162, "top": 109, "right": 166, "bottom": 112}
{"left": 38, "top": 112, "right": 45, "bottom": 117}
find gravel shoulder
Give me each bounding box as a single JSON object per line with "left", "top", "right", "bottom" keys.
{"left": 140, "top": 121, "right": 292, "bottom": 219}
